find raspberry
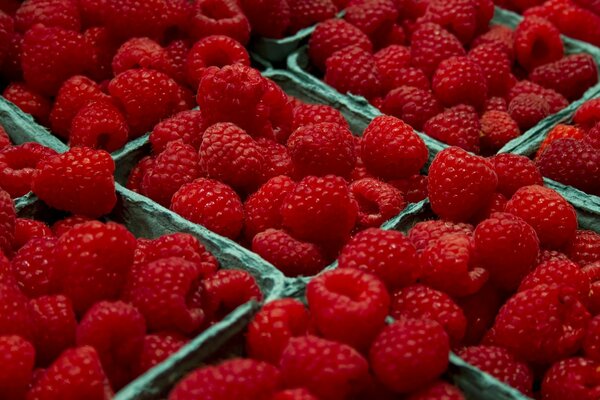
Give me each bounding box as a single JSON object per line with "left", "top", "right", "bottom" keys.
{"left": 324, "top": 46, "right": 383, "bottom": 101}
{"left": 201, "top": 269, "right": 262, "bottom": 322}
{"left": 575, "top": 98, "right": 600, "bottom": 130}
{"left": 288, "top": 0, "right": 336, "bottom": 33}
{"left": 472, "top": 24, "right": 515, "bottom": 60}
{"left": 385, "top": 67, "right": 431, "bottom": 92}
{"left": 480, "top": 111, "right": 520, "bottom": 153}
{"left": 255, "top": 137, "right": 293, "bottom": 178}
{"left": 292, "top": 103, "right": 349, "bottom": 131}
{"left": 537, "top": 248, "right": 571, "bottom": 264}
{"left": 370, "top": 318, "right": 449, "bottom": 393}
{"left": 406, "top": 381, "right": 465, "bottom": 400}
{"left": 11, "top": 237, "right": 58, "bottom": 297}
{"left": 15, "top": 0, "right": 80, "bottom": 32}
{"left": 281, "top": 175, "right": 357, "bottom": 245}
{"left": 410, "top": 23, "right": 466, "bottom": 78}
{"left": 382, "top": 86, "right": 442, "bottom": 131}
{"left": 514, "top": 17, "right": 564, "bottom": 71}
{"left": 32, "top": 147, "right": 116, "bottom": 218}
{"left": 0, "top": 335, "right": 34, "bottom": 400}
{"left": 170, "top": 178, "right": 244, "bottom": 240}
{"left": 508, "top": 80, "right": 568, "bottom": 114}
{"left": 489, "top": 285, "right": 590, "bottom": 364}
{"left": 149, "top": 110, "right": 205, "bottom": 154}
{"left": 485, "top": 96, "right": 508, "bottom": 112}
{"left": 83, "top": 27, "right": 118, "bottom": 82}
{"left": 408, "top": 220, "right": 474, "bottom": 253}
{"left": 541, "top": 358, "right": 600, "bottom": 400}
{"left": 0, "top": 29, "right": 21, "bottom": 82}
{"left": 431, "top": 56, "right": 487, "bottom": 110}
{"left": 388, "top": 174, "right": 428, "bottom": 203}
{"left": 509, "top": 93, "right": 551, "bottom": 131}
{"left": 27, "top": 346, "right": 111, "bottom": 400}
{"left": 458, "top": 346, "right": 533, "bottom": 395}
{"left": 505, "top": 185, "right": 577, "bottom": 249}
{"left": 584, "top": 315, "right": 600, "bottom": 361}
{"left": 111, "top": 37, "right": 170, "bottom": 77}
{"left": 344, "top": 0, "right": 398, "bottom": 43}
{"left": 135, "top": 332, "right": 187, "bottom": 375}
{"left": 471, "top": 192, "right": 509, "bottom": 223}
{"left": 69, "top": 100, "right": 129, "bottom": 152}
{"left": 185, "top": 35, "right": 249, "bottom": 89}
{"left": 423, "top": 105, "right": 481, "bottom": 153}
{"left": 455, "top": 282, "right": 503, "bottom": 345}
{"left": 537, "top": 124, "right": 586, "bottom": 159}
{"left": 519, "top": 259, "right": 590, "bottom": 304}
{"left": 530, "top": 54, "right": 598, "bottom": 101}
{"left": 0, "top": 281, "right": 32, "bottom": 339}
{"left": 490, "top": 154, "right": 543, "bottom": 198}
{"left": 50, "top": 75, "right": 109, "bottom": 140}
{"left": 0, "top": 126, "right": 10, "bottom": 150}
{"left": 188, "top": 0, "right": 251, "bottom": 44}
{"left": 469, "top": 42, "right": 512, "bottom": 97}
{"left": 418, "top": 0, "right": 493, "bottom": 44}
{"left": 239, "top": 0, "right": 290, "bottom": 39}
{"left": 163, "top": 39, "right": 189, "bottom": 84}
{"left": 585, "top": 123, "right": 600, "bottom": 149}
{"left": 0, "top": 142, "right": 57, "bottom": 198}
{"left": 350, "top": 178, "right": 406, "bottom": 229}
{"left": 568, "top": 230, "right": 600, "bottom": 266}
{"left": 169, "top": 358, "right": 280, "bottom": 400}
{"left": 280, "top": 335, "right": 369, "bottom": 400}
{"left": 374, "top": 45, "right": 411, "bottom": 90}
{"left": 0, "top": 190, "right": 14, "bottom": 255}
{"left": 272, "top": 389, "right": 318, "bottom": 400}
{"left": 246, "top": 299, "right": 312, "bottom": 364}
{"left": 287, "top": 122, "right": 356, "bottom": 178}
{"left": 12, "top": 218, "right": 52, "bottom": 250}
{"left": 2, "top": 82, "right": 51, "bottom": 125}
{"left": 308, "top": 19, "right": 372, "bottom": 71}
{"left": 51, "top": 215, "right": 93, "bottom": 237}
{"left": 428, "top": 147, "right": 498, "bottom": 222}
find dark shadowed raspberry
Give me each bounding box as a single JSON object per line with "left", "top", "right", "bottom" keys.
{"left": 489, "top": 284, "right": 590, "bottom": 364}
{"left": 32, "top": 147, "right": 116, "bottom": 218}
{"left": 0, "top": 282, "right": 32, "bottom": 339}
{"left": 308, "top": 19, "right": 373, "bottom": 71}
{"left": 171, "top": 178, "right": 244, "bottom": 240}
{"left": 0, "top": 189, "right": 15, "bottom": 255}
{"left": 514, "top": 17, "right": 563, "bottom": 71}
{"left": 27, "top": 346, "right": 111, "bottom": 400}
{"left": 382, "top": 86, "right": 442, "bottom": 131}
{"left": 505, "top": 185, "right": 578, "bottom": 249}
{"left": 456, "top": 282, "right": 504, "bottom": 345}
{"left": 568, "top": 230, "right": 600, "bottom": 266}
{"left": 83, "top": 26, "right": 119, "bottom": 82}
{"left": 519, "top": 259, "right": 591, "bottom": 303}
{"left": 508, "top": 80, "right": 568, "bottom": 114}
{"left": 272, "top": 388, "right": 318, "bottom": 400}
{"left": 432, "top": 56, "right": 487, "bottom": 110}
{"left": 307, "top": 268, "right": 389, "bottom": 350}
{"left": 69, "top": 100, "right": 129, "bottom": 152}
{"left": 252, "top": 229, "right": 327, "bottom": 277}
{"left": 344, "top": 0, "right": 398, "bottom": 43}
{"left": 530, "top": 54, "right": 598, "bottom": 101}
{"left": 288, "top": 0, "right": 336, "bottom": 33}
{"left": 408, "top": 220, "right": 474, "bottom": 253}
{"left": 374, "top": 45, "right": 411, "bottom": 91}
{"left": 281, "top": 175, "right": 357, "bottom": 244}
{"left": 490, "top": 154, "right": 543, "bottom": 198}
{"left": 509, "top": 93, "right": 551, "bottom": 131}
{"left": 150, "top": 110, "right": 205, "bottom": 154}
{"left": 458, "top": 346, "right": 533, "bottom": 395}
{"left": 127, "top": 156, "right": 154, "bottom": 194}
{"left": 389, "top": 174, "right": 428, "bottom": 203}
{"left": 575, "top": 98, "right": 600, "bottom": 130}
{"left": 135, "top": 332, "right": 187, "bottom": 375}
{"left": 579, "top": 262, "right": 600, "bottom": 312}
{"left": 485, "top": 96, "right": 508, "bottom": 112}
{"left": 350, "top": 178, "right": 406, "bottom": 229}
{"left": 0, "top": 126, "right": 9, "bottom": 150}
{"left": 324, "top": 46, "right": 383, "bottom": 101}
{"left": 288, "top": 122, "right": 355, "bottom": 178}
{"left": 0, "top": 142, "right": 57, "bottom": 198}
{"left": 246, "top": 299, "right": 312, "bottom": 364}
{"left": 280, "top": 335, "right": 369, "bottom": 400}
{"left": 470, "top": 192, "right": 508, "bottom": 224}
{"left": 185, "top": 35, "right": 249, "bottom": 89}
{"left": 11, "top": 237, "right": 59, "bottom": 297}
{"left": 428, "top": 147, "right": 498, "bottom": 222}
{"left": 12, "top": 218, "right": 52, "bottom": 250}
{"left": 51, "top": 215, "right": 93, "bottom": 237}
{"left": 541, "top": 357, "right": 600, "bottom": 400}
{"left": 0, "top": 335, "right": 34, "bottom": 400}
{"left": 423, "top": 105, "right": 481, "bottom": 153}
{"left": 15, "top": 0, "right": 80, "bottom": 32}
{"left": 410, "top": 23, "right": 466, "bottom": 78}
{"left": 169, "top": 358, "right": 280, "bottom": 400}
{"left": 469, "top": 42, "right": 512, "bottom": 97}
{"left": 584, "top": 315, "right": 600, "bottom": 361}
{"left": 480, "top": 111, "right": 520, "bottom": 153}
{"left": 370, "top": 318, "right": 449, "bottom": 393}
{"left": 2, "top": 82, "right": 51, "bottom": 125}
{"left": 391, "top": 284, "right": 466, "bottom": 343}
{"left": 292, "top": 103, "right": 349, "bottom": 131}
{"left": 111, "top": 37, "right": 171, "bottom": 77}
{"left": 1, "top": 28, "right": 21, "bottom": 83}
{"left": 406, "top": 381, "right": 465, "bottom": 400}
{"left": 188, "top": 0, "right": 251, "bottom": 44}
{"left": 239, "top": 0, "right": 290, "bottom": 39}
{"left": 201, "top": 269, "right": 262, "bottom": 322}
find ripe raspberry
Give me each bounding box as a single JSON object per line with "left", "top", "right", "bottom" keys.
{"left": 288, "top": 0, "right": 336, "bottom": 33}
{"left": 141, "top": 233, "right": 218, "bottom": 276}
{"left": 27, "top": 346, "right": 111, "bottom": 400}
{"left": 149, "top": 110, "right": 205, "bottom": 154}
{"left": 239, "top": 0, "right": 290, "bottom": 39}
{"left": 485, "top": 96, "right": 508, "bottom": 112}
{"left": 246, "top": 299, "right": 312, "bottom": 364}
{"left": 0, "top": 126, "right": 10, "bottom": 150}
{"left": 324, "top": 46, "right": 383, "bottom": 101}
{"left": 374, "top": 45, "right": 411, "bottom": 91}
{"left": 480, "top": 111, "right": 520, "bottom": 153}
{"left": 455, "top": 282, "right": 504, "bottom": 345}
{"left": 292, "top": 103, "right": 349, "bottom": 131}
{"left": 11, "top": 237, "right": 59, "bottom": 297}
{"left": 188, "top": 0, "right": 251, "bottom": 45}
{"left": 0, "top": 142, "right": 57, "bottom": 198}
{"left": 469, "top": 42, "right": 512, "bottom": 97}
{"left": 382, "top": 86, "right": 442, "bottom": 131}
{"left": 344, "top": 0, "right": 398, "bottom": 43}
{"left": 308, "top": 19, "right": 373, "bottom": 71}
{"left": 370, "top": 318, "right": 449, "bottom": 393}
{"left": 575, "top": 98, "right": 600, "bottom": 130}
{"left": 489, "top": 284, "right": 590, "bottom": 364}
{"left": 432, "top": 56, "right": 487, "bottom": 110}
{"left": 16, "top": 0, "right": 80, "bottom": 31}
{"left": 32, "top": 147, "right": 116, "bottom": 218}
{"left": 458, "top": 346, "right": 533, "bottom": 395}
{"left": 584, "top": 315, "right": 600, "bottom": 361}
{"left": 585, "top": 123, "right": 600, "bottom": 149}
{"left": 0, "top": 29, "right": 22, "bottom": 82}
{"left": 350, "top": 178, "right": 406, "bottom": 229}
{"left": 272, "top": 389, "right": 318, "bottom": 400}
{"left": 471, "top": 192, "right": 509, "bottom": 224}
{"left": 135, "top": 332, "right": 187, "bottom": 375}
{"left": 0, "top": 189, "right": 15, "bottom": 255}
{"left": 0, "top": 281, "right": 32, "bottom": 339}
{"left": 508, "top": 80, "right": 568, "bottom": 114}
{"left": 530, "top": 54, "right": 598, "bottom": 101}
{"left": 406, "top": 381, "right": 465, "bottom": 400}
{"left": 539, "top": 125, "right": 586, "bottom": 159}
{"left": 163, "top": 39, "right": 189, "bottom": 85}
{"left": 0, "top": 335, "right": 35, "bottom": 400}
{"left": 505, "top": 185, "right": 577, "bottom": 249}
{"left": 69, "top": 100, "right": 129, "bottom": 152}
{"left": 408, "top": 220, "right": 474, "bottom": 253}
{"left": 514, "top": 17, "right": 564, "bottom": 71}
{"left": 410, "top": 23, "right": 466, "bottom": 78}
{"left": 171, "top": 178, "right": 244, "bottom": 240}
{"left": 490, "top": 154, "right": 543, "bottom": 198}
{"left": 258, "top": 138, "right": 295, "bottom": 179}
{"left": 509, "top": 93, "right": 551, "bottom": 131}
{"left": 385, "top": 67, "right": 431, "bottom": 92}
{"left": 111, "top": 37, "right": 170, "bottom": 77}
{"left": 423, "top": 105, "right": 481, "bottom": 153}
{"left": 519, "top": 259, "right": 590, "bottom": 304}
{"left": 280, "top": 335, "right": 369, "bottom": 400}
{"left": 169, "top": 358, "right": 279, "bottom": 400}
{"left": 185, "top": 35, "right": 249, "bottom": 89}
{"left": 201, "top": 269, "right": 262, "bottom": 322}
{"left": 12, "top": 218, "right": 52, "bottom": 251}
{"left": 541, "top": 357, "right": 600, "bottom": 400}
{"left": 83, "top": 26, "right": 118, "bottom": 82}
{"left": 281, "top": 175, "right": 357, "bottom": 244}
{"left": 2, "top": 82, "right": 51, "bottom": 125}
{"left": 428, "top": 147, "right": 498, "bottom": 221}
{"left": 51, "top": 215, "right": 93, "bottom": 237}
{"left": 568, "top": 230, "right": 600, "bottom": 266}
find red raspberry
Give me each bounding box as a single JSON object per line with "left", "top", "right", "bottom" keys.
{"left": 201, "top": 269, "right": 262, "bottom": 322}
{"left": 150, "top": 110, "right": 205, "bottom": 154}
{"left": 2, "top": 82, "right": 51, "bottom": 125}
{"left": 514, "top": 17, "right": 564, "bottom": 71}
{"left": 15, "top": 0, "right": 80, "bottom": 32}
{"left": 456, "top": 282, "right": 504, "bottom": 345}
{"left": 350, "top": 178, "right": 406, "bottom": 229}
{"left": 51, "top": 215, "right": 93, "bottom": 237}
{"left": 374, "top": 45, "right": 411, "bottom": 90}
{"left": 32, "top": 147, "right": 116, "bottom": 218}
{"left": 280, "top": 335, "right": 369, "bottom": 400}
{"left": 0, "top": 29, "right": 22, "bottom": 82}
{"left": 27, "top": 346, "right": 111, "bottom": 400}
{"left": 537, "top": 248, "right": 571, "bottom": 264}
{"left": 538, "top": 124, "right": 586, "bottom": 159}
{"left": 69, "top": 100, "right": 129, "bottom": 152}
{"left": 239, "top": 0, "right": 290, "bottom": 39}
{"left": 50, "top": 75, "right": 109, "bottom": 140}
{"left": 83, "top": 26, "right": 118, "bottom": 82}
{"left": 489, "top": 285, "right": 590, "bottom": 364}
{"left": 568, "top": 230, "right": 600, "bottom": 266}
{"left": 585, "top": 123, "right": 600, "bottom": 149}
{"left": 344, "top": 0, "right": 398, "bottom": 43}
{"left": 255, "top": 136, "right": 293, "bottom": 177}
{"left": 484, "top": 96, "right": 508, "bottom": 112}
{"left": 432, "top": 56, "right": 487, "bottom": 110}
{"left": 575, "top": 98, "right": 600, "bottom": 130}
{"left": 490, "top": 154, "right": 543, "bottom": 198}
{"left": 135, "top": 332, "right": 187, "bottom": 375}
{"left": 384, "top": 67, "right": 430, "bottom": 92}
{"left": 406, "top": 381, "right": 465, "bottom": 400}
{"left": 12, "top": 218, "right": 52, "bottom": 250}
{"left": 111, "top": 37, "right": 170, "bottom": 77}
{"left": 308, "top": 19, "right": 373, "bottom": 71}
{"left": 0, "top": 335, "right": 34, "bottom": 399}
{"left": 281, "top": 175, "right": 358, "bottom": 245}
{"left": 0, "top": 281, "right": 32, "bottom": 339}
{"left": 272, "top": 389, "right": 318, "bottom": 400}
{"left": 0, "top": 189, "right": 15, "bottom": 255}
{"left": 418, "top": 0, "right": 493, "bottom": 44}
{"left": 292, "top": 103, "right": 349, "bottom": 131}
{"left": 246, "top": 299, "right": 312, "bottom": 364}
{"left": 11, "top": 237, "right": 58, "bottom": 297}
{"left": 163, "top": 39, "right": 189, "bottom": 85}
{"left": 287, "top": 122, "right": 355, "bottom": 178}
{"left": 469, "top": 42, "right": 512, "bottom": 97}
{"left": 288, "top": 0, "right": 336, "bottom": 33}
{"left": 0, "top": 142, "right": 57, "bottom": 198}
{"left": 458, "top": 346, "right": 533, "bottom": 395}
{"left": 127, "top": 156, "right": 154, "bottom": 194}
{"left": 541, "top": 357, "right": 600, "bottom": 400}
{"left": 584, "top": 314, "right": 600, "bottom": 361}
{"left": 508, "top": 80, "right": 568, "bottom": 114}
{"left": 505, "top": 185, "right": 577, "bottom": 249}
{"left": 428, "top": 147, "right": 498, "bottom": 222}
{"left": 169, "top": 358, "right": 280, "bottom": 400}
{"left": 423, "top": 105, "right": 481, "bottom": 153}
{"left": 509, "top": 93, "right": 551, "bottom": 131}
{"left": 324, "top": 46, "right": 383, "bottom": 101}
{"left": 408, "top": 220, "right": 474, "bottom": 253}
{"left": 370, "top": 318, "right": 449, "bottom": 393}
{"left": 382, "top": 86, "right": 442, "bottom": 131}
{"left": 188, "top": 0, "right": 251, "bottom": 44}
{"left": 410, "top": 23, "right": 466, "bottom": 78}
{"left": 519, "top": 259, "right": 590, "bottom": 304}
{"left": 185, "top": 35, "right": 249, "bottom": 89}
{"left": 472, "top": 24, "right": 515, "bottom": 62}
{"left": 530, "top": 54, "right": 598, "bottom": 101}
{"left": 470, "top": 192, "right": 509, "bottom": 224}
{"left": 171, "top": 178, "right": 244, "bottom": 240}
{"left": 0, "top": 126, "right": 10, "bottom": 150}
{"left": 387, "top": 175, "right": 427, "bottom": 204}
{"left": 480, "top": 111, "right": 520, "bottom": 153}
